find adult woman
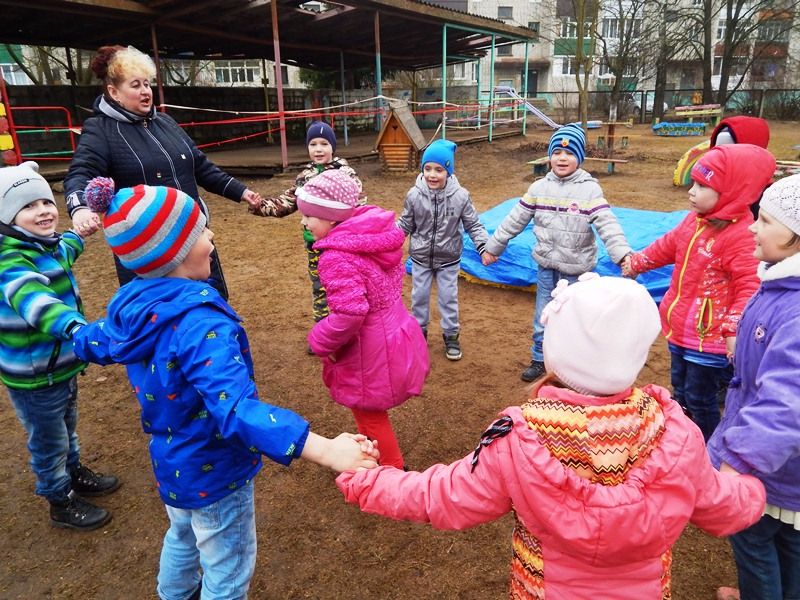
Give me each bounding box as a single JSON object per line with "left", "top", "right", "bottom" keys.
{"left": 64, "top": 45, "right": 261, "bottom": 299}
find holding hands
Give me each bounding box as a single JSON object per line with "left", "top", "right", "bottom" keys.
{"left": 482, "top": 251, "right": 499, "bottom": 266}
{"left": 72, "top": 208, "right": 102, "bottom": 238}
{"left": 302, "top": 432, "right": 380, "bottom": 472}
{"left": 241, "top": 189, "right": 264, "bottom": 209}
{"left": 620, "top": 254, "right": 635, "bottom": 278}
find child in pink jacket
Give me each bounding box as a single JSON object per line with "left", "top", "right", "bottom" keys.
{"left": 299, "top": 170, "right": 429, "bottom": 470}
{"left": 338, "top": 274, "right": 766, "bottom": 600}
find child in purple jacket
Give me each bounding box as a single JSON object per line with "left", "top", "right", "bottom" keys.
{"left": 708, "top": 173, "right": 800, "bottom": 600}
{"left": 300, "top": 170, "right": 430, "bottom": 470}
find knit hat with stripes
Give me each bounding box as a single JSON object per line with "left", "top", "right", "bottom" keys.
{"left": 84, "top": 177, "right": 206, "bottom": 278}
{"left": 548, "top": 123, "right": 586, "bottom": 165}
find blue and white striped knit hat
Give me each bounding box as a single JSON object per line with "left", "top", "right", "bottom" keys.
{"left": 84, "top": 178, "right": 206, "bottom": 278}
{"left": 548, "top": 123, "right": 586, "bottom": 164}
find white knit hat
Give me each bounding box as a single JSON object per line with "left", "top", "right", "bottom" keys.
{"left": 760, "top": 174, "right": 800, "bottom": 236}
{"left": 542, "top": 274, "right": 661, "bottom": 396}
{"left": 0, "top": 161, "right": 55, "bottom": 225}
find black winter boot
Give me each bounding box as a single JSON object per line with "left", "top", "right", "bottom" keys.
{"left": 69, "top": 462, "right": 121, "bottom": 497}
{"left": 443, "top": 333, "right": 462, "bottom": 361}
{"left": 50, "top": 491, "right": 112, "bottom": 531}
{"left": 521, "top": 360, "right": 546, "bottom": 382}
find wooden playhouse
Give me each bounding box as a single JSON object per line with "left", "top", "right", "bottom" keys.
{"left": 375, "top": 100, "right": 427, "bottom": 172}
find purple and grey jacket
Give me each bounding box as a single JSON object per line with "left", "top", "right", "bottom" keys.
{"left": 707, "top": 252, "right": 800, "bottom": 511}
{"left": 484, "top": 168, "right": 630, "bottom": 275}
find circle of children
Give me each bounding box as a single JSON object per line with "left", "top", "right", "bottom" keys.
{"left": 1, "top": 109, "right": 798, "bottom": 600}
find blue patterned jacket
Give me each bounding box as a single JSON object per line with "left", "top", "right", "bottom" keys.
{"left": 73, "top": 278, "right": 310, "bottom": 509}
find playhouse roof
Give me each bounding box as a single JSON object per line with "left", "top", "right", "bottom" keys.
{"left": 376, "top": 99, "right": 428, "bottom": 151}
{"left": 2, "top": 0, "right": 536, "bottom": 72}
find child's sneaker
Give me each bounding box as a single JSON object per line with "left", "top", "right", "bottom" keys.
{"left": 521, "top": 360, "right": 545, "bottom": 382}
{"left": 443, "top": 333, "right": 462, "bottom": 361}
{"left": 50, "top": 491, "right": 112, "bottom": 531}
{"left": 69, "top": 462, "right": 121, "bottom": 497}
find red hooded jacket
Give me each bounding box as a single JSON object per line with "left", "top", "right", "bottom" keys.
{"left": 629, "top": 145, "right": 775, "bottom": 354}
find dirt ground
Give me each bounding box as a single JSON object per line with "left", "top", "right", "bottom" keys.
{"left": 1, "top": 121, "right": 797, "bottom": 599}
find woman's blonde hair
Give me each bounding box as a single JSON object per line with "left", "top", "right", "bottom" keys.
{"left": 91, "top": 45, "right": 156, "bottom": 86}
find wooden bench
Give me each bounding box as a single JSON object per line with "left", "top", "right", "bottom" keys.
{"left": 528, "top": 156, "right": 629, "bottom": 176}
{"left": 670, "top": 104, "right": 723, "bottom": 127}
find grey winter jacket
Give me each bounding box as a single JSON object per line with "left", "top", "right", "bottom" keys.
{"left": 397, "top": 174, "right": 488, "bottom": 269}
{"left": 484, "top": 168, "right": 630, "bottom": 275}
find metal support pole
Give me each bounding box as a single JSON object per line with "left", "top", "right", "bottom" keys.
{"left": 271, "top": 0, "right": 288, "bottom": 169}
{"left": 261, "top": 58, "right": 273, "bottom": 144}
{"left": 374, "top": 11, "right": 383, "bottom": 131}
{"left": 475, "top": 58, "right": 481, "bottom": 129}
{"left": 340, "top": 51, "right": 349, "bottom": 146}
{"left": 522, "top": 42, "right": 529, "bottom": 136}
{"left": 488, "top": 34, "right": 496, "bottom": 142}
{"left": 150, "top": 25, "right": 166, "bottom": 112}
{"left": 442, "top": 24, "right": 447, "bottom": 139}
{"left": 64, "top": 47, "right": 80, "bottom": 124}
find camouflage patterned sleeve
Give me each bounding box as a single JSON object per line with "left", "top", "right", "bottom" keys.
{"left": 248, "top": 185, "right": 299, "bottom": 218}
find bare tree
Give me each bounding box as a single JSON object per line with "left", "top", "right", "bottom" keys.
{"left": 572, "top": 0, "right": 601, "bottom": 127}
{"left": 162, "top": 59, "right": 213, "bottom": 87}
{"left": 669, "top": 0, "right": 800, "bottom": 105}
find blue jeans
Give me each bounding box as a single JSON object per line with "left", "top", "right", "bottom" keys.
{"left": 669, "top": 352, "right": 731, "bottom": 441}
{"left": 532, "top": 268, "right": 579, "bottom": 362}
{"left": 5, "top": 377, "right": 80, "bottom": 502}
{"left": 730, "top": 513, "right": 800, "bottom": 600}
{"left": 157, "top": 481, "right": 257, "bottom": 600}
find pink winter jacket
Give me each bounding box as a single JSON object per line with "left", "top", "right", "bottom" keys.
{"left": 337, "top": 384, "right": 766, "bottom": 599}
{"left": 308, "top": 205, "right": 429, "bottom": 411}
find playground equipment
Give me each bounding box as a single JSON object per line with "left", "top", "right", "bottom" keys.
{"left": 673, "top": 140, "right": 711, "bottom": 186}
{"left": 493, "top": 86, "right": 560, "bottom": 130}
{"left": 375, "top": 100, "right": 427, "bottom": 172}
{"left": 0, "top": 77, "right": 20, "bottom": 165}
{"left": 653, "top": 122, "right": 707, "bottom": 136}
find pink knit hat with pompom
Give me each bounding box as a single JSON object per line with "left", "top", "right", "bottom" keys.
{"left": 296, "top": 170, "right": 360, "bottom": 222}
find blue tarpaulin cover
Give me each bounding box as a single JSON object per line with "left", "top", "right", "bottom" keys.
{"left": 406, "top": 198, "right": 689, "bottom": 303}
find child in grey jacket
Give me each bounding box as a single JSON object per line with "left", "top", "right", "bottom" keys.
{"left": 398, "top": 139, "right": 488, "bottom": 361}
{"left": 482, "top": 123, "right": 631, "bottom": 382}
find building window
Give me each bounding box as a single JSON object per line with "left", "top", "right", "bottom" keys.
{"left": 560, "top": 18, "right": 592, "bottom": 38}
{"left": 713, "top": 57, "right": 747, "bottom": 77}
{"left": 528, "top": 21, "right": 540, "bottom": 40}
{"left": 560, "top": 57, "right": 581, "bottom": 75}
{"left": 758, "top": 19, "right": 790, "bottom": 42}
{"left": 281, "top": 65, "right": 289, "bottom": 85}
{"left": 496, "top": 44, "right": 513, "bottom": 56}
{"left": 215, "top": 60, "right": 259, "bottom": 85}
{"left": 0, "top": 63, "right": 32, "bottom": 85}
{"left": 602, "top": 18, "right": 619, "bottom": 39}
{"left": 716, "top": 19, "right": 727, "bottom": 41}
{"left": 498, "top": 6, "right": 513, "bottom": 20}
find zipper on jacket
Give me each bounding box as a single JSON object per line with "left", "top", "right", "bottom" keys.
{"left": 664, "top": 219, "right": 707, "bottom": 340}
{"left": 429, "top": 191, "right": 439, "bottom": 268}
{"left": 46, "top": 339, "right": 62, "bottom": 384}
{"left": 696, "top": 297, "right": 713, "bottom": 352}
{"left": 142, "top": 121, "right": 182, "bottom": 191}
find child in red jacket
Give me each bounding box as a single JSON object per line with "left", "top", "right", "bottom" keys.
{"left": 623, "top": 144, "right": 775, "bottom": 440}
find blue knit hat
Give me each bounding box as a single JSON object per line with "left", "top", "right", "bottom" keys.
{"left": 421, "top": 139, "right": 456, "bottom": 176}
{"left": 548, "top": 123, "right": 586, "bottom": 164}
{"left": 306, "top": 121, "right": 337, "bottom": 152}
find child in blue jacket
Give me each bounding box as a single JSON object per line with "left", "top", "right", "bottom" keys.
{"left": 0, "top": 162, "right": 119, "bottom": 532}
{"left": 73, "top": 178, "right": 378, "bottom": 600}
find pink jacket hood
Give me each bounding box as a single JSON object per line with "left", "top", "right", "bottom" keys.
{"left": 314, "top": 205, "right": 404, "bottom": 272}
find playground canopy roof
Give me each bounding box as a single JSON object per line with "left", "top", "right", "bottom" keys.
{"left": 1, "top": 0, "right": 537, "bottom": 72}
